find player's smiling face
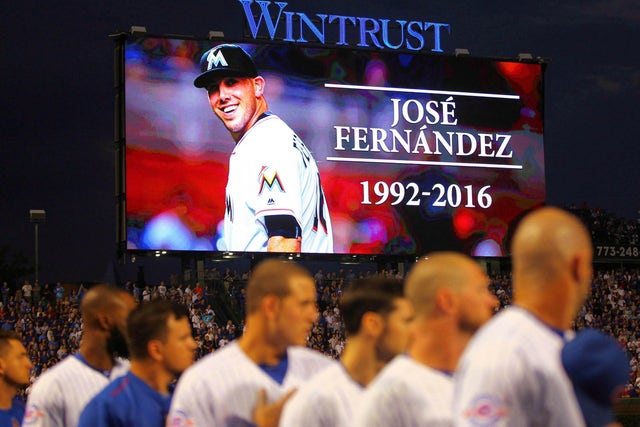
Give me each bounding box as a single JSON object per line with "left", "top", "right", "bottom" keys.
{"left": 207, "top": 75, "right": 267, "bottom": 142}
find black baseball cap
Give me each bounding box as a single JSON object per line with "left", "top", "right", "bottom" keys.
{"left": 194, "top": 44, "right": 258, "bottom": 89}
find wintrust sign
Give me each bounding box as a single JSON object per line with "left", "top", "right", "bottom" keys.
{"left": 239, "top": 0, "right": 451, "bottom": 52}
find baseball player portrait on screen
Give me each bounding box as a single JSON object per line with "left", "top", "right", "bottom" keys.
{"left": 193, "top": 44, "right": 333, "bottom": 253}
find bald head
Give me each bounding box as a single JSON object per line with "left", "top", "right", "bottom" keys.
{"left": 80, "top": 284, "right": 136, "bottom": 328}
{"left": 512, "top": 207, "right": 592, "bottom": 285}
{"left": 405, "top": 252, "right": 487, "bottom": 317}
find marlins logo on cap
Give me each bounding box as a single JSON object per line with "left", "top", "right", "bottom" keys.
{"left": 194, "top": 44, "right": 258, "bottom": 88}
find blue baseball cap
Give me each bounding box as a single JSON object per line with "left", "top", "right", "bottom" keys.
{"left": 561, "top": 328, "right": 630, "bottom": 427}
{"left": 194, "top": 44, "right": 258, "bottom": 89}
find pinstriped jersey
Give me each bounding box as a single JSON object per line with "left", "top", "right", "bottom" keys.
{"left": 166, "top": 341, "right": 336, "bottom": 427}
{"left": 279, "top": 363, "right": 365, "bottom": 427}
{"left": 354, "top": 354, "right": 454, "bottom": 427}
{"left": 220, "top": 113, "right": 333, "bottom": 253}
{"left": 452, "top": 306, "right": 585, "bottom": 427}
{"left": 22, "top": 354, "right": 129, "bottom": 427}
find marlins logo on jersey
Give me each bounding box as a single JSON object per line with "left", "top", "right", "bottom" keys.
{"left": 258, "top": 166, "right": 286, "bottom": 194}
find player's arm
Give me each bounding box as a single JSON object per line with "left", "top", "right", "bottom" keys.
{"left": 265, "top": 215, "right": 301, "bottom": 253}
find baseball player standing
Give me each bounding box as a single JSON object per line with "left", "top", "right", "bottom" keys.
{"left": 22, "top": 285, "right": 136, "bottom": 427}
{"left": 453, "top": 207, "right": 593, "bottom": 426}
{"left": 279, "top": 277, "right": 413, "bottom": 427}
{"left": 0, "top": 331, "right": 32, "bottom": 426}
{"left": 78, "top": 300, "right": 197, "bottom": 427}
{"left": 354, "top": 252, "right": 497, "bottom": 426}
{"left": 193, "top": 44, "right": 333, "bottom": 253}
{"left": 166, "top": 259, "right": 336, "bottom": 427}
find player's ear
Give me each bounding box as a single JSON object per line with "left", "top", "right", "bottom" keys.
{"left": 147, "top": 339, "right": 163, "bottom": 361}
{"left": 253, "top": 76, "right": 265, "bottom": 98}
{"left": 361, "top": 311, "right": 384, "bottom": 338}
{"left": 434, "top": 288, "right": 456, "bottom": 315}
{"left": 261, "top": 294, "right": 280, "bottom": 319}
{"left": 97, "top": 313, "right": 112, "bottom": 332}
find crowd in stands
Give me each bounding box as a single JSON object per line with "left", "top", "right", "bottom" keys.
{"left": 1, "top": 205, "right": 639, "bottom": 400}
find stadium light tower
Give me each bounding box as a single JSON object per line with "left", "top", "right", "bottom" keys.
{"left": 29, "top": 209, "right": 46, "bottom": 283}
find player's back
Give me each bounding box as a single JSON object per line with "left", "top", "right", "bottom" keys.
{"left": 453, "top": 307, "right": 584, "bottom": 427}
{"left": 78, "top": 372, "right": 170, "bottom": 427}
{"left": 23, "top": 355, "right": 129, "bottom": 427}
{"left": 354, "top": 354, "right": 454, "bottom": 427}
{"left": 280, "top": 362, "right": 363, "bottom": 427}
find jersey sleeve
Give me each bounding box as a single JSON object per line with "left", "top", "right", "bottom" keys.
{"left": 166, "top": 371, "right": 214, "bottom": 427}
{"left": 22, "top": 376, "right": 65, "bottom": 427}
{"left": 253, "top": 135, "right": 306, "bottom": 224}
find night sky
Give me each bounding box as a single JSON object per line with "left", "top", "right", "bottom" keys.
{"left": 2, "top": 0, "right": 638, "bottom": 283}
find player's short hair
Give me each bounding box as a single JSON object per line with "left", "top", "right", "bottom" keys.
{"left": 0, "top": 330, "right": 22, "bottom": 357}
{"left": 126, "top": 300, "right": 190, "bottom": 359}
{"left": 245, "top": 259, "right": 312, "bottom": 314}
{"left": 340, "top": 277, "right": 404, "bottom": 336}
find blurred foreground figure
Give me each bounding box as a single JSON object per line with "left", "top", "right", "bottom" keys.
{"left": 454, "top": 206, "right": 594, "bottom": 426}
{"left": 355, "top": 252, "right": 497, "bottom": 426}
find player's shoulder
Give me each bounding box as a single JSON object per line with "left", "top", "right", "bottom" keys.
{"left": 177, "top": 342, "right": 240, "bottom": 383}
{"left": 287, "top": 346, "right": 337, "bottom": 369}
{"left": 29, "top": 355, "right": 81, "bottom": 390}
{"left": 468, "top": 307, "right": 564, "bottom": 353}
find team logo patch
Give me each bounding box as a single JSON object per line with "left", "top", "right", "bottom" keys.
{"left": 463, "top": 394, "right": 508, "bottom": 426}
{"left": 258, "top": 166, "right": 285, "bottom": 194}
{"left": 206, "top": 48, "right": 228, "bottom": 70}
{"left": 167, "top": 409, "right": 195, "bottom": 427}
{"left": 22, "top": 404, "right": 45, "bottom": 426}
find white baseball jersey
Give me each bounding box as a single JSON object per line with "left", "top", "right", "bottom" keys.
{"left": 353, "top": 354, "right": 454, "bottom": 427}
{"left": 221, "top": 113, "right": 333, "bottom": 253}
{"left": 279, "top": 362, "right": 364, "bottom": 427}
{"left": 22, "top": 354, "right": 129, "bottom": 427}
{"left": 167, "top": 341, "right": 336, "bottom": 427}
{"left": 453, "top": 306, "right": 585, "bottom": 427}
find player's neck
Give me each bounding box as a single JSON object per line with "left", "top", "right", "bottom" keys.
{"left": 130, "top": 360, "right": 172, "bottom": 394}
{"left": 340, "top": 340, "right": 384, "bottom": 387}
{"left": 408, "top": 319, "right": 468, "bottom": 372}
{"left": 232, "top": 103, "right": 270, "bottom": 143}
{"left": 0, "top": 382, "right": 17, "bottom": 410}
{"left": 515, "top": 287, "right": 574, "bottom": 331}
{"left": 78, "top": 338, "right": 115, "bottom": 371}
{"left": 238, "top": 331, "right": 286, "bottom": 366}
